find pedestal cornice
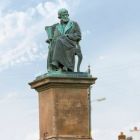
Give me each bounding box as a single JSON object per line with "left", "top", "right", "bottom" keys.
{"left": 29, "top": 72, "right": 97, "bottom": 92}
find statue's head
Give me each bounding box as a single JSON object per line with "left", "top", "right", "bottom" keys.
{"left": 58, "top": 8, "right": 69, "bottom": 23}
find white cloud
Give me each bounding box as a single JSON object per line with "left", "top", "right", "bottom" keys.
{"left": 0, "top": 0, "right": 80, "bottom": 72}
{"left": 93, "top": 128, "right": 119, "bottom": 140}
{"left": 0, "top": 92, "right": 18, "bottom": 103}
{"left": 24, "top": 132, "right": 38, "bottom": 140}
{"left": 82, "top": 29, "right": 91, "bottom": 37}
{"left": 0, "top": 90, "right": 38, "bottom": 140}
{"left": 99, "top": 55, "right": 105, "bottom": 60}
{"left": 0, "top": 91, "right": 28, "bottom": 104}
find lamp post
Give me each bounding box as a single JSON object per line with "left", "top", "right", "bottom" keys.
{"left": 91, "top": 97, "right": 106, "bottom": 102}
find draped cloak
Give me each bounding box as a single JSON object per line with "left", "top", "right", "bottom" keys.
{"left": 46, "top": 20, "right": 82, "bottom": 71}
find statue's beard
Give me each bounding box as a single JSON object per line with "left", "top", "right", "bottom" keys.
{"left": 61, "top": 18, "right": 69, "bottom": 23}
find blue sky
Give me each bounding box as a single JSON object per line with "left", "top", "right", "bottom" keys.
{"left": 0, "top": 0, "right": 140, "bottom": 140}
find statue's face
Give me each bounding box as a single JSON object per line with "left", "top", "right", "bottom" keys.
{"left": 59, "top": 12, "right": 69, "bottom": 23}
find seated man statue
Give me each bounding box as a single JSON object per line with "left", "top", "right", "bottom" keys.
{"left": 45, "top": 8, "right": 82, "bottom": 72}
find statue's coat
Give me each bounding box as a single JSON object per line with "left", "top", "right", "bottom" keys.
{"left": 46, "top": 20, "right": 81, "bottom": 71}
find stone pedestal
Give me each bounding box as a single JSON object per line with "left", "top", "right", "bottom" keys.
{"left": 29, "top": 72, "right": 97, "bottom": 140}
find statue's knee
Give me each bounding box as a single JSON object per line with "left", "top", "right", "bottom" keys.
{"left": 78, "top": 53, "right": 83, "bottom": 60}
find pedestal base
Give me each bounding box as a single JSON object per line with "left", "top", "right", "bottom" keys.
{"left": 29, "top": 72, "right": 96, "bottom": 140}
{"left": 44, "top": 136, "right": 92, "bottom": 140}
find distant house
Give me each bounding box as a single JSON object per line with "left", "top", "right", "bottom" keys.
{"left": 127, "top": 127, "right": 140, "bottom": 140}
{"left": 118, "top": 127, "right": 140, "bottom": 140}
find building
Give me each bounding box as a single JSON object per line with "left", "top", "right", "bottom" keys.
{"left": 118, "top": 132, "right": 126, "bottom": 140}
{"left": 128, "top": 127, "right": 140, "bottom": 140}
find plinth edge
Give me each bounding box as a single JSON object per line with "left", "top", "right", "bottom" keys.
{"left": 29, "top": 72, "right": 97, "bottom": 91}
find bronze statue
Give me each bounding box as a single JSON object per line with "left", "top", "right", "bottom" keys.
{"left": 45, "top": 8, "right": 82, "bottom": 72}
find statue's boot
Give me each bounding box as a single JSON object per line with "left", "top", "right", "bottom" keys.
{"left": 51, "top": 61, "right": 59, "bottom": 70}
{"left": 62, "top": 66, "right": 68, "bottom": 71}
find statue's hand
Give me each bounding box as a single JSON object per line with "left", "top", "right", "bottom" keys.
{"left": 66, "top": 33, "right": 81, "bottom": 41}
{"left": 66, "top": 34, "right": 75, "bottom": 41}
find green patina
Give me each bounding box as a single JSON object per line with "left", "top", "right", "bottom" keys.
{"left": 56, "top": 20, "right": 73, "bottom": 35}
{"left": 35, "top": 72, "right": 92, "bottom": 81}
{"left": 45, "top": 8, "right": 82, "bottom": 73}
